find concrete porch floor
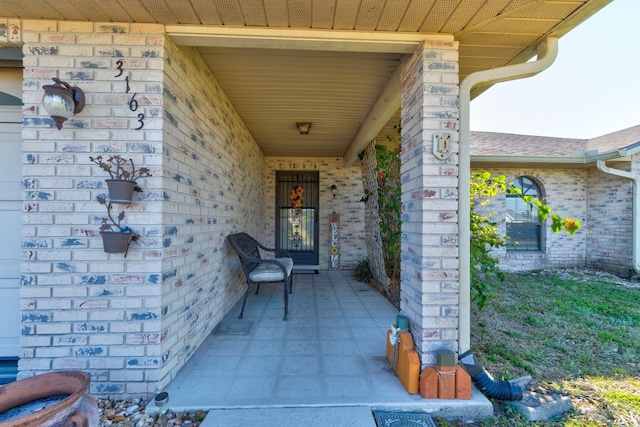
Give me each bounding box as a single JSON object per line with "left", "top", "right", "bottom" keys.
{"left": 163, "top": 270, "right": 492, "bottom": 426}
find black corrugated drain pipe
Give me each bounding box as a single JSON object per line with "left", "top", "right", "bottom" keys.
{"left": 459, "top": 350, "right": 523, "bottom": 401}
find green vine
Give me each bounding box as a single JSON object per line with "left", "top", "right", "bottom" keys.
{"left": 361, "top": 145, "right": 581, "bottom": 309}
{"left": 361, "top": 143, "right": 402, "bottom": 285}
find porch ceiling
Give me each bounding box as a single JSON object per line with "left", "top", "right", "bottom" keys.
{"left": 2, "top": 0, "right": 611, "bottom": 159}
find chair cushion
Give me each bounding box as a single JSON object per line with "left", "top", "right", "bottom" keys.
{"left": 248, "top": 258, "right": 293, "bottom": 282}
{"left": 275, "top": 257, "right": 294, "bottom": 273}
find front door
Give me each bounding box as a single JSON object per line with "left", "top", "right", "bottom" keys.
{"left": 0, "top": 106, "right": 21, "bottom": 358}
{"left": 275, "top": 171, "right": 319, "bottom": 265}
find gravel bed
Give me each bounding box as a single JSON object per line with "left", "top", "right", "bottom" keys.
{"left": 97, "top": 398, "right": 207, "bottom": 427}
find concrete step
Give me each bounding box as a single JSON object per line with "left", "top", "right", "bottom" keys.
{"left": 200, "top": 406, "right": 377, "bottom": 427}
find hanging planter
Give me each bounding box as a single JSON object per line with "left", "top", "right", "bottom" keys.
{"left": 90, "top": 155, "right": 151, "bottom": 203}
{"left": 97, "top": 197, "right": 138, "bottom": 257}
{"left": 101, "top": 231, "right": 134, "bottom": 255}
{"left": 105, "top": 179, "right": 137, "bottom": 203}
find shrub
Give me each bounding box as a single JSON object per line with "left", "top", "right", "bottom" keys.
{"left": 353, "top": 258, "right": 373, "bottom": 282}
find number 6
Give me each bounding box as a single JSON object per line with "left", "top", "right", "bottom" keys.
{"left": 129, "top": 93, "right": 138, "bottom": 111}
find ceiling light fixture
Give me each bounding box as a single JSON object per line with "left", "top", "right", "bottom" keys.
{"left": 42, "top": 78, "right": 85, "bottom": 130}
{"left": 296, "top": 122, "right": 311, "bottom": 135}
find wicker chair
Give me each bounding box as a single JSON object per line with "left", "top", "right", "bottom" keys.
{"left": 227, "top": 232, "right": 294, "bottom": 320}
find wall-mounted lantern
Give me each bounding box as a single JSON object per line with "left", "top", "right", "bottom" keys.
{"left": 42, "top": 78, "right": 85, "bottom": 130}
{"left": 330, "top": 184, "right": 337, "bottom": 198}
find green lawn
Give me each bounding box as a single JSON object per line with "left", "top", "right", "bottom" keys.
{"left": 435, "top": 268, "right": 640, "bottom": 427}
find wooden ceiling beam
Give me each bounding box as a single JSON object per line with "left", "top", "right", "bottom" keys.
{"left": 166, "top": 26, "right": 450, "bottom": 54}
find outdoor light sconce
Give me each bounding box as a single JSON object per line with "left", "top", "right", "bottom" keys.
{"left": 42, "top": 78, "right": 85, "bottom": 130}
{"left": 297, "top": 122, "right": 311, "bottom": 135}
{"left": 331, "top": 184, "right": 337, "bottom": 198}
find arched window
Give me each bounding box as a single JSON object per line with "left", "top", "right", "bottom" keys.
{"left": 506, "top": 176, "right": 542, "bottom": 251}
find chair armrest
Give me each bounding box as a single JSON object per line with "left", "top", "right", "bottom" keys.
{"left": 254, "top": 240, "right": 277, "bottom": 252}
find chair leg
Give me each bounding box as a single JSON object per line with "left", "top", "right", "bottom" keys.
{"left": 255, "top": 284, "right": 261, "bottom": 295}
{"left": 239, "top": 287, "right": 250, "bottom": 319}
{"left": 288, "top": 274, "right": 293, "bottom": 294}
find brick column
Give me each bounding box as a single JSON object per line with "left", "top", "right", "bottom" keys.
{"left": 399, "top": 39, "right": 460, "bottom": 365}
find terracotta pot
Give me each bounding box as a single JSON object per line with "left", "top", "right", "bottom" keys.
{"left": 101, "top": 232, "right": 134, "bottom": 255}
{"left": 0, "top": 370, "right": 97, "bottom": 427}
{"left": 105, "top": 179, "right": 137, "bottom": 204}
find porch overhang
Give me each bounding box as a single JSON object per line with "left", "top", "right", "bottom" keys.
{"left": 166, "top": 26, "right": 443, "bottom": 54}
{"left": 0, "top": 0, "right": 614, "bottom": 159}
{"left": 165, "top": 26, "right": 442, "bottom": 165}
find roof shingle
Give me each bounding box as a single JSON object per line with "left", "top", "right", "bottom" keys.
{"left": 471, "top": 125, "right": 640, "bottom": 158}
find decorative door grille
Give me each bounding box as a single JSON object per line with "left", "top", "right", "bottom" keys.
{"left": 275, "top": 171, "right": 319, "bottom": 264}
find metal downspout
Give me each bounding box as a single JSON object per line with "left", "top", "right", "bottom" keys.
{"left": 596, "top": 160, "right": 640, "bottom": 273}
{"left": 458, "top": 38, "right": 559, "bottom": 354}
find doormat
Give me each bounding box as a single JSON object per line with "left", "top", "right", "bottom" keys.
{"left": 293, "top": 269, "right": 319, "bottom": 274}
{"left": 213, "top": 319, "right": 254, "bottom": 336}
{"left": 372, "top": 411, "right": 436, "bottom": 427}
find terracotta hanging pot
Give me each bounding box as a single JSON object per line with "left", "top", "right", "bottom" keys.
{"left": 0, "top": 370, "right": 98, "bottom": 427}
{"left": 105, "top": 179, "right": 137, "bottom": 204}
{"left": 101, "top": 231, "right": 134, "bottom": 255}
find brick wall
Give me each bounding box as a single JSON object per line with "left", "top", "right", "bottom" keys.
{"left": 159, "top": 40, "right": 265, "bottom": 388}
{"left": 20, "top": 20, "right": 166, "bottom": 396}
{"left": 472, "top": 168, "right": 587, "bottom": 272}
{"left": 263, "top": 157, "right": 366, "bottom": 269}
{"left": 586, "top": 162, "right": 634, "bottom": 276}
{"left": 18, "top": 20, "right": 265, "bottom": 396}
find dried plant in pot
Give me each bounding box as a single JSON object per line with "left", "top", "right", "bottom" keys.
{"left": 98, "top": 196, "right": 138, "bottom": 256}
{"left": 90, "top": 155, "right": 151, "bottom": 203}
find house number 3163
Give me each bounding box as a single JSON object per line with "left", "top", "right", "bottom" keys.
{"left": 115, "top": 60, "right": 145, "bottom": 130}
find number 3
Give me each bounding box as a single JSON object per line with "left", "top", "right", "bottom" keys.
{"left": 135, "top": 113, "right": 145, "bottom": 130}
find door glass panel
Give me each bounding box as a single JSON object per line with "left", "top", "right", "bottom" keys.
{"left": 278, "top": 208, "right": 315, "bottom": 252}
